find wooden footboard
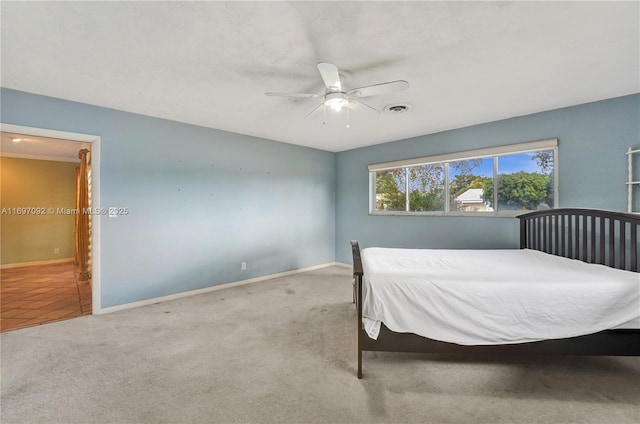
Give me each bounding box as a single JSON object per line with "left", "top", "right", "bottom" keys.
{"left": 351, "top": 208, "right": 640, "bottom": 379}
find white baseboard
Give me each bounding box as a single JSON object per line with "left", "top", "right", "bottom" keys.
{"left": 98, "top": 262, "right": 344, "bottom": 315}
{"left": 1, "top": 258, "right": 75, "bottom": 269}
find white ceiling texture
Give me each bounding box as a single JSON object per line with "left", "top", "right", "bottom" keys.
{"left": 1, "top": 1, "right": 638, "bottom": 153}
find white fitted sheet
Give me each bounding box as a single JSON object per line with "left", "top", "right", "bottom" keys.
{"left": 361, "top": 248, "right": 640, "bottom": 345}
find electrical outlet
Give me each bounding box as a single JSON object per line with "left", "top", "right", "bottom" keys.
{"left": 241, "top": 262, "right": 247, "bottom": 271}
{"left": 54, "top": 247, "right": 60, "bottom": 255}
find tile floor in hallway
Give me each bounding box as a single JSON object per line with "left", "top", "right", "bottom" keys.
{"left": 1, "top": 262, "right": 92, "bottom": 332}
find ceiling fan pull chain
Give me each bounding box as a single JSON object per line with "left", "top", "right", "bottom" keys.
{"left": 323, "top": 102, "right": 327, "bottom": 125}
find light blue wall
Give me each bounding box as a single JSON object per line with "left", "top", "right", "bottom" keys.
{"left": 3, "top": 88, "right": 637, "bottom": 303}
{"left": 1, "top": 88, "right": 336, "bottom": 308}
{"left": 335, "top": 94, "right": 640, "bottom": 263}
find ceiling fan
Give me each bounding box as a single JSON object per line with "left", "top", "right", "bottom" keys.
{"left": 265, "top": 62, "right": 409, "bottom": 123}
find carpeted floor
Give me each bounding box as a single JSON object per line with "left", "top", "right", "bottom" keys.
{"left": 1, "top": 265, "right": 639, "bottom": 424}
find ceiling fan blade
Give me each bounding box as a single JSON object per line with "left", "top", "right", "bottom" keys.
{"left": 265, "top": 92, "right": 321, "bottom": 98}
{"left": 317, "top": 62, "right": 342, "bottom": 91}
{"left": 304, "top": 102, "right": 325, "bottom": 119}
{"left": 349, "top": 99, "right": 380, "bottom": 114}
{"left": 346, "top": 80, "right": 409, "bottom": 98}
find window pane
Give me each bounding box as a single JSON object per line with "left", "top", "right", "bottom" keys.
{"left": 375, "top": 168, "right": 406, "bottom": 211}
{"left": 449, "top": 158, "right": 493, "bottom": 212}
{"left": 495, "top": 150, "right": 554, "bottom": 211}
{"left": 408, "top": 164, "right": 445, "bottom": 211}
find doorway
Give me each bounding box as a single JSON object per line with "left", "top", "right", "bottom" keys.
{"left": 0, "top": 124, "right": 101, "bottom": 330}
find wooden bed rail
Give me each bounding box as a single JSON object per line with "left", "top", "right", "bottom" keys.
{"left": 518, "top": 209, "right": 640, "bottom": 272}
{"left": 350, "top": 240, "right": 364, "bottom": 379}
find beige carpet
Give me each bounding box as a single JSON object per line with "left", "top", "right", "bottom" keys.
{"left": 1, "top": 266, "right": 639, "bottom": 423}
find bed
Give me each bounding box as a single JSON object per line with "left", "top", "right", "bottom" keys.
{"left": 350, "top": 208, "right": 640, "bottom": 379}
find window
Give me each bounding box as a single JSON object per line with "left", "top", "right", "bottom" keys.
{"left": 449, "top": 158, "right": 493, "bottom": 213}
{"left": 375, "top": 168, "right": 406, "bottom": 211}
{"left": 369, "top": 139, "right": 558, "bottom": 216}
{"left": 408, "top": 164, "right": 445, "bottom": 212}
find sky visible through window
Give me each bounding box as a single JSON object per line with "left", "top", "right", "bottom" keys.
{"left": 448, "top": 152, "right": 545, "bottom": 178}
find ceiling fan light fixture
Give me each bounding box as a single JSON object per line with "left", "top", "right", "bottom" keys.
{"left": 326, "top": 98, "right": 348, "bottom": 111}
{"left": 324, "top": 92, "right": 349, "bottom": 112}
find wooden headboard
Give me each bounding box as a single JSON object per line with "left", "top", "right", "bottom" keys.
{"left": 518, "top": 209, "right": 640, "bottom": 272}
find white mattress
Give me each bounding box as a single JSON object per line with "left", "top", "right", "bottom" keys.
{"left": 361, "top": 248, "right": 640, "bottom": 345}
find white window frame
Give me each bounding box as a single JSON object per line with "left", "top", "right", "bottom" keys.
{"left": 369, "top": 138, "right": 559, "bottom": 217}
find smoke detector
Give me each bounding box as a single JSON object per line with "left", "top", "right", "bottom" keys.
{"left": 384, "top": 104, "right": 411, "bottom": 114}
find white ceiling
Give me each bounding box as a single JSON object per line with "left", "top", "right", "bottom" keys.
{"left": 0, "top": 132, "right": 90, "bottom": 163}
{"left": 1, "top": 1, "right": 638, "bottom": 153}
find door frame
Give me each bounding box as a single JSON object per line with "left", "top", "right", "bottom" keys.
{"left": 0, "top": 123, "right": 102, "bottom": 313}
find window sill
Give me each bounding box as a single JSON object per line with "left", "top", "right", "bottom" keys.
{"left": 369, "top": 210, "right": 538, "bottom": 218}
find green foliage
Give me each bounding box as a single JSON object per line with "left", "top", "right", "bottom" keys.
{"left": 450, "top": 174, "right": 476, "bottom": 198}
{"left": 532, "top": 151, "right": 554, "bottom": 174}
{"left": 409, "top": 190, "right": 444, "bottom": 211}
{"left": 375, "top": 170, "right": 405, "bottom": 210}
{"left": 408, "top": 164, "right": 444, "bottom": 211}
{"left": 451, "top": 159, "right": 483, "bottom": 174}
{"left": 469, "top": 177, "right": 488, "bottom": 189}
{"left": 483, "top": 171, "right": 552, "bottom": 210}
